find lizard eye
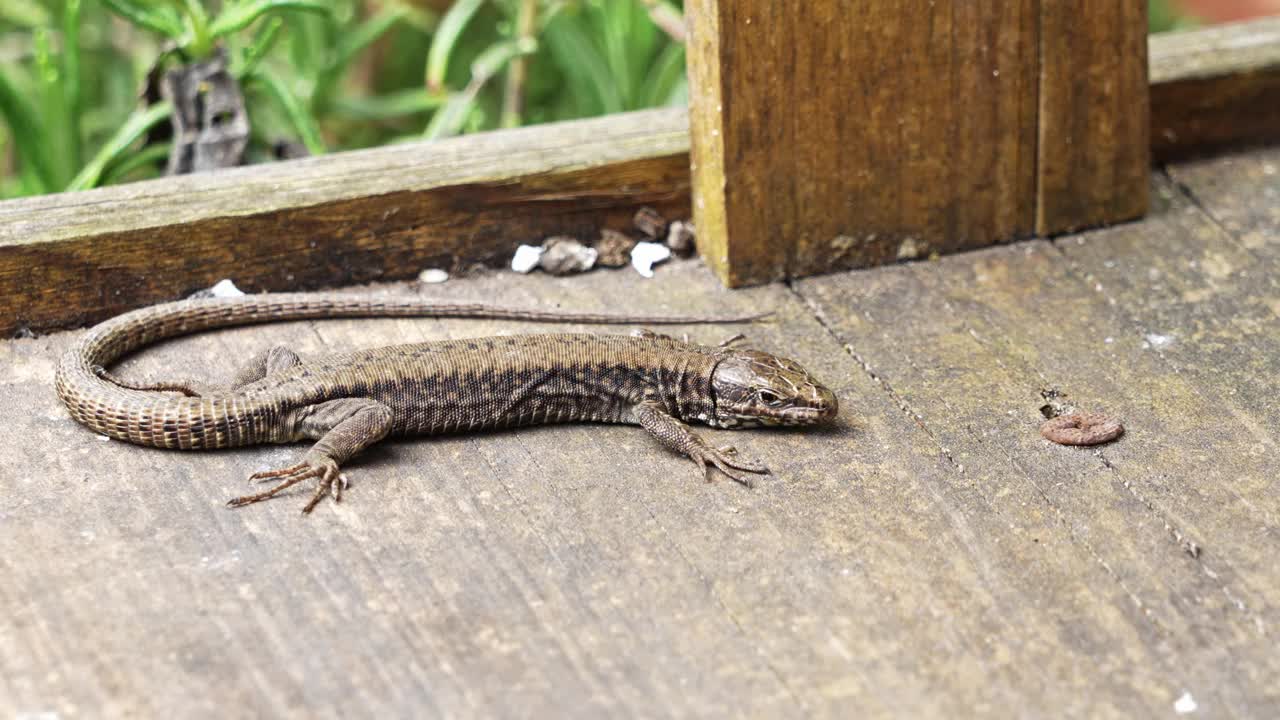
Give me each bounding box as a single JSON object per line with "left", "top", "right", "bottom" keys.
{"left": 758, "top": 390, "right": 783, "bottom": 407}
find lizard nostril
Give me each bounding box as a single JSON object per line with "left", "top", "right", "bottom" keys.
{"left": 818, "top": 387, "right": 838, "bottom": 419}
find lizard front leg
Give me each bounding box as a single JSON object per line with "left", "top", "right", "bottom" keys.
{"left": 632, "top": 401, "right": 768, "bottom": 487}
{"left": 226, "top": 398, "right": 393, "bottom": 513}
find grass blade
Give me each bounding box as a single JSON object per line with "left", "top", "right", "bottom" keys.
{"left": 331, "top": 89, "right": 447, "bottom": 121}
{"left": 0, "top": 67, "right": 54, "bottom": 193}
{"left": 210, "top": 0, "right": 332, "bottom": 38}
{"left": 542, "top": 9, "right": 621, "bottom": 115}
{"left": 100, "top": 0, "right": 184, "bottom": 39}
{"left": 246, "top": 68, "right": 326, "bottom": 155}
{"left": 101, "top": 142, "right": 171, "bottom": 185}
{"left": 423, "top": 39, "right": 528, "bottom": 140}
{"left": 67, "top": 100, "right": 172, "bottom": 191}
{"left": 637, "top": 41, "right": 685, "bottom": 108}
{"left": 425, "top": 0, "right": 485, "bottom": 92}
{"left": 63, "top": 0, "right": 84, "bottom": 172}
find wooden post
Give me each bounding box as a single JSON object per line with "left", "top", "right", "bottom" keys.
{"left": 1037, "top": 1, "right": 1150, "bottom": 234}
{"left": 686, "top": 1, "right": 1149, "bottom": 286}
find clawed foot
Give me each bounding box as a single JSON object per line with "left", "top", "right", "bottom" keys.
{"left": 226, "top": 457, "right": 348, "bottom": 514}
{"left": 688, "top": 443, "right": 769, "bottom": 487}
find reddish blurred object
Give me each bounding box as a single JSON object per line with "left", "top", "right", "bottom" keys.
{"left": 1177, "top": 0, "right": 1280, "bottom": 22}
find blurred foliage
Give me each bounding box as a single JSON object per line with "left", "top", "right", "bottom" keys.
{"left": 1150, "top": 0, "right": 1199, "bottom": 33}
{"left": 0, "top": 0, "right": 689, "bottom": 198}
{"left": 2, "top": 0, "right": 1196, "bottom": 200}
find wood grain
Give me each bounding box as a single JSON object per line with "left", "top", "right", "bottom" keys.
{"left": 1036, "top": 0, "right": 1150, "bottom": 234}
{"left": 7, "top": 144, "right": 1280, "bottom": 713}
{"left": 686, "top": 0, "right": 1039, "bottom": 286}
{"left": 795, "top": 173, "right": 1280, "bottom": 712}
{"left": 0, "top": 109, "right": 691, "bottom": 336}
{"left": 1151, "top": 18, "right": 1280, "bottom": 161}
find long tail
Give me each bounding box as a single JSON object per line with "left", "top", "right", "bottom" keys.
{"left": 55, "top": 293, "right": 765, "bottom": 448}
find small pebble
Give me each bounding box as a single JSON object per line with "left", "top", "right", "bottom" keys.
{"left": 511, "top": 244, "right": 544, "bottom": 273}
{"left": 417, "top": 268, "right": 449, "bottom": 284}
{"left": 539, "top": 236, "right": 597, "bottom": 275}
{"left": 595, "top": 229, "right": 637, "bottom": 267}
{"left": 631, "top": 241, "right": 672, "bottom": 278}
{"left": 634, "top": 206, "right": 667, "bottom": 239}
{"left": 666, "top": 220, "right": 696, "bottom": 258}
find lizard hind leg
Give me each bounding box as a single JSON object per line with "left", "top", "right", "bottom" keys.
{"left": 93, "top": 345, "right": 306, "bottom": 398}
{"left": 225, "top": 397, "right": 394, "bottom": 514}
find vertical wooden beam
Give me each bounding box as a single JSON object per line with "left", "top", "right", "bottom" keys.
{"left": 686, "top": 1, "right": 1038, "bottom": 286}
{"left": 687, "top": 1, "right": 1149, "bottom": 286}
{"left": 1037, "top": 1, "right": 1150, "bottom": 234}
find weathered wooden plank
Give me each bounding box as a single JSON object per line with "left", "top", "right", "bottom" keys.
{"left": 685, "top": 0, "right": 1039, "bottom": 285}
{"left": 1058, "top": 161, "right": 1280, "bottom": 435}
{"left": 1164, "top": 145, "right": 1280, "bottom": 263}
{"left": 1037, "top": 0, "right": 1150, "bottom": 234}
{"left": 0, "top": 109, "right": 691, "bottom": 336}
{"left": 1151, "top": 18, "right": 1280, "bottom": 161}
{"left": 796, "top": 204, "right": 1280, "bottom": 712}
{"left": 5, "top": 256, "right": 1278, "bottom": 716}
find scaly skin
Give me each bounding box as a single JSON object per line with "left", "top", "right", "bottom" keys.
{"left": 55, "top": 293, "right": 837, "bottom": 513}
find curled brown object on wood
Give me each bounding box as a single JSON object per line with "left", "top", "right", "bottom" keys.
{"left": 1040, "top": 413, "right": 1124, "bottom": 446}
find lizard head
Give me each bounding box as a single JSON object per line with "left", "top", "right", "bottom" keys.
{"left": 710, "top": 350, "right": 838, "bottom": 428}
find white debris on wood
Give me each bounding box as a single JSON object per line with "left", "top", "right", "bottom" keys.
{"left": 417, "top": 268, "right": 450, "bottom": 284}
{"left": 511, "top": 244, "right": 544, "bottom": 273}
{"left": 209, "top": 279, "right": 245, "bottom": 297}
{"left": 630, "top": 241, "right": 671, "bottom": 278}
{"left": 1174, "top": 691, "right": 1197, "bottom": 714}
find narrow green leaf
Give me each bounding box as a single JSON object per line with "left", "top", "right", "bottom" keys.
{"left": 234, "top": 16, "right": 284, "bottom": 78}
{"left": 313, "top": 4, "right": 408, "bottom": 112}
{"left": 34, "top": 27, "right": 77, "bottom": 188}
{"left": 100, "top": 0, "right": 185, "bottom": 39}
{"left": 0, "top": 67, "right": 54, "bottom": 193}
{"left": 423, "top": 39, "right": 528, "bottom": 140}
{"left": 63, "top": 0, "right": 84, "bottom": 172}
{"left": 0, "top": 0, "right": 52, "bottom": 28}
{"left": 637, "top": 41, "right": 685, "bottom": 108}
{"left": 331, "top": 89, "right": 448, "bottom": 121}
{"left": 425, "top": 0, "right": 485, "bottom": 92}
{"left": 209, "top": 0, "right": 332, "bottom": 38}
{"left": 542, "top": 10, "right": 622, "bottom": 115}
{"left": 101, "top": 142, "right": 171, "bottom": 185}
{"left": 334, "top": 5, "right": 407, "bottom": 72}
{"left": 67, "top": 101, "right": 172, "bottom": 191}
{"left": 601, "top": 0, "right": 635, "bottom": 108}
{"left": 245, "top": 69, "right": 326, "bottom": 155}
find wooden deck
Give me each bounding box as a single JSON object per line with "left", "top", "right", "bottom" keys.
{"left": 2, "top": 146, "right": 1277, "bottom": 718}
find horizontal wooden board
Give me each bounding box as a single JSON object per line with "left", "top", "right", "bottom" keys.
{"left": 0, "top": 109, "right": 691, "bottom": 335}
{"left": 1150, "top": 18, "right": 1280, "bottom": 161}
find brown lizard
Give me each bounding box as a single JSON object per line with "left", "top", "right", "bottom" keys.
{"left": 55, "top": 293, "right": 838, "bottom": 513}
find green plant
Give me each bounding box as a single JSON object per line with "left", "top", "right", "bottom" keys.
{"left": 1150, "top": 0, "right": 1199, "bottom": 32}
{"left": 100, "top": 0, "right": 332, "bottom": 59}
